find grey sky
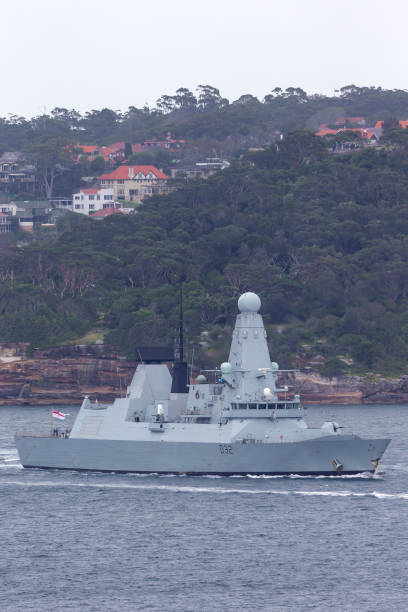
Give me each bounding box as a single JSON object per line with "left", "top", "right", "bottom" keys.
{"left": 1, "top": 0, "right": 406, "bottom": 118}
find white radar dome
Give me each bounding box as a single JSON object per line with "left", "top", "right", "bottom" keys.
{"left": 238, "top": 292, "right": 261, "bottom": 313}
{"left": 220, "top": 362, "right": 232, "bottom": 375}
{"left": 263, "top": 387, "right": 271, "bottom": 396}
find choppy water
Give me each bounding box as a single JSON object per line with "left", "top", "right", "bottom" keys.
{"left": 0, "top": 404, "right": 407, "bottom": 611}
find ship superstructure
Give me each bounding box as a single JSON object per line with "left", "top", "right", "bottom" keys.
{"left": 15, "top": 292, "right": 390, "bottom": 475}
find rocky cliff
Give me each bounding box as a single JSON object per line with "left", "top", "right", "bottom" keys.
{"left": 0, "top": 343, "right": 138, "bottom": 405}
{"left": 287, "top": 371, "right": 408, "bottom": 405}
{"left": 0, "top": 343, "right": 407, "bottom": 405}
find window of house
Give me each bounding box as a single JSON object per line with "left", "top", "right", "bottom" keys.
{"left": 129, "top": 189, "right": 139, "bottom": 195}
{"left": 75, "top": 204, "right": 81, "bottom": 209}
{"left": 89, "top": 195, "right": 94, "bottom": 200}
{"left": 74, "top": 196, "right": 80, "bottom": 200}
{"left": 97, "top": 195, "right": 100, "bottom": 200}
{"left": 103, "top": 195, "right": 112, "bottom": 200}
{"left": 89, "top": 204, "right": 95, "bottom": 210}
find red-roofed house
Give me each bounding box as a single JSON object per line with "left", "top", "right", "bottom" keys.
{"left": 315, "top": 128, "right": 338, "bottom": 136}
{"left": 99, "top": 165, "right": 171, "bottom": 203}
{"left": 375, "top": 120, "right": 408, "bottom": 129}
{"left": 316, "top": 127, "right": 379, "bottom": 142}
{"left": 70, "top": 142, "right": 144, "bottom": 163}
{"left": 90, "top": 207, "right": 129, "bottom": 219}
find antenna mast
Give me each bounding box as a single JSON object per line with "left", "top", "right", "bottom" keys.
{"left": 179, "top": 285, "right": 184, "bottom": 362}
{"left": 171, "top": 283, "right": 188, "bottom": 394}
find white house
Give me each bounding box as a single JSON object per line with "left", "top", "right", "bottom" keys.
{"left": 71, "top": 187, "right": 120, "bottom": 215}
{"left": 0, "top": 202, "right": 17, "bottom": 215}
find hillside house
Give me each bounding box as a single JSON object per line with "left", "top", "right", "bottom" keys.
{"left": 48, "top": 197, "right": 72, "bottom": 211}
{"left": 316, "top": 127, "right": 380, "bottom": 143}
{"left": 71, "top": 142, "right": 146, "bottom": 163}
{"left": 0, "top": 212, "right": 12, "bottom": 233}
{"left": 99, "top": 165, "right": 170, "bottom": 203}
{"left": 143, "top": 137, "right": 184, "bottom": 150}
{"left": 0, "top": 202, "right": 17, "bottom": 215}
{"left": 374, "top": 120, "right": 408, "bottom": 129}
{"left": 71, "top": 187, "right": 120, "bottom": 215}
{"left": 13, "top": 201, "right": 52, "bottom": 232}
{"left": 0, "top": 152, "right": 37, "bottom": 193}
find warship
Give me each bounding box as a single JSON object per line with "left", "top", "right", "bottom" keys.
{"left": 15, "top": 292, "right": 390, "bottom": 475}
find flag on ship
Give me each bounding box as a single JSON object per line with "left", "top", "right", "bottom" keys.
{"left": 52, "top": 410, "right": 69, "bottom": 420}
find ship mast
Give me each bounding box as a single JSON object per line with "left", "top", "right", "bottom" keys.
{"left": 171, "top": 285, "right": 188, "bottom": 393}
{"left": 178, "top": 285, "right": 184, "bottom": 362}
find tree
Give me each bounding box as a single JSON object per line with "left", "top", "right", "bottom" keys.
{"left": 24, "top": 137, "right": 72, "bottom": 199}
{"left": 174, "top": 88, "right": 197, "bottom": 113}
{"left": 90, "top": 156, "right": 105, "bottom": 174}
{"left": 278, "top": 130, "right": 328, "bottom": 167}
{"left": 197, "top": 85, "right": 229, "bottom": 111}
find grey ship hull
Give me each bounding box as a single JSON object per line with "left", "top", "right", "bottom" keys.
{"left": 15, "top": 435, "right": 390, "bottom": 475}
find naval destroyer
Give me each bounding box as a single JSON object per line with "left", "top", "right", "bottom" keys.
{"left": 15, "top": 292, "right": 390, "bottom": 475}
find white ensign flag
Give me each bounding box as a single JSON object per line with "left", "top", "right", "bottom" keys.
{"left": 52, "top": 410, "right": 69, "bottom": 420}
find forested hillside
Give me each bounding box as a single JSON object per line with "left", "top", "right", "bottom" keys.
{"left": 1, "top": 127, "right": 408, "bottom": 376}
{"left": 2, "top": 84, "right": 408, "bottom": 167}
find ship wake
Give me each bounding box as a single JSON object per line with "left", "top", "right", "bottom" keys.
{"left": 0, "top": 480, "right": 406, "bottom": 500}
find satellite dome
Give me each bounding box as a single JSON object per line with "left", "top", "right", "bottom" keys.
{"left": 196, "top": 374, "right": 207, "bottom": 384}
{"left": 220, "top": 362, "right": 232, "bottom": 375}
{"left": 271, "top": 362, "right": 279, "bottom": 371}
{"left": 238, "top": 292, "right": 261, "bottom": 313}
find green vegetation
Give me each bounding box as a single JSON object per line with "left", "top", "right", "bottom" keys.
{"left": 1, "top": 124, "right": 408, "bottom": 375}
{"left": 3, "top": 84, "right": 408, "bottom": 199}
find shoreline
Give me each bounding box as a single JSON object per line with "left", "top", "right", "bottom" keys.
{"left": 0, "top": 342, "right": 407, "bottom": 406}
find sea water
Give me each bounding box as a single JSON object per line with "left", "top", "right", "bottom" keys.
{"left": 0, "top": 404, "right": 407, "bottom": 611}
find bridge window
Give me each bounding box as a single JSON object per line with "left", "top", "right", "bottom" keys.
{"left": 249, "top": 403, "right": 257, "bottom": 409}
{"left": 258, "top": 403, "right": 266, "bottom": 409}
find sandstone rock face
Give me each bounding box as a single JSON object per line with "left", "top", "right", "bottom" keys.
{"left": 0, "top": 342, "right": 407, "bottom": 405}
{"left": 0, "top": 343, "right": 138, "bottom": 406}
{"left": 285, "top": 372, "right": 408, "bottom": 405}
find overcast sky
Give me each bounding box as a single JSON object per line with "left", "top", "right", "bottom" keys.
{"left": 1, "top": 0, "right": 407, "bottom": 118}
